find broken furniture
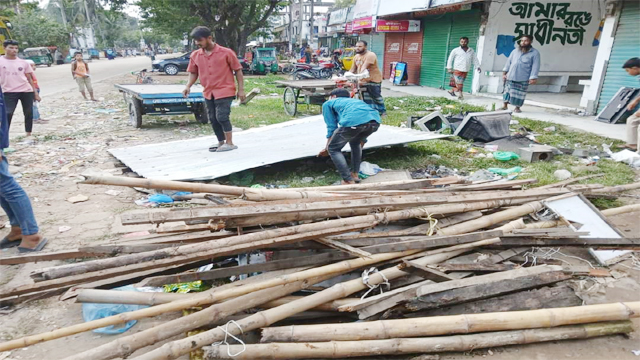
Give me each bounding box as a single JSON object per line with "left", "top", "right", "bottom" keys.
{"left": 595, "top": 87, "right": 640, "bottom": 124}
{"left": 453, "top": 110, "right": 512, "bottom": 142}
{"left": 115, "top": 84, "right": 208, "bottom": 128}
{"left": 517, "top": 145, "right": 556, "bottom": 162}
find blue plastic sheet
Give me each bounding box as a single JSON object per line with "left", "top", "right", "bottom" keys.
{"left": 81, "top": 285, "right": 149, "bottom": 334}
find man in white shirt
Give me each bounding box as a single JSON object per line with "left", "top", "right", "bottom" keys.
{"left": 446, "top": 37, "right": 481, "bottom": 100}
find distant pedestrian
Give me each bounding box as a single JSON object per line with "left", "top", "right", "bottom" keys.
{"left": 446, "top": 36, "right": 481, "bottom": 100}
{"left": 304, "top": 45, "right": 312, "bottom": 64}
{"left": 350, "top": 40, "right": 386, "bottom": 116}
{"left": 0, "top": 40, "right": 40, "bottom": 137}
{"left": 71, "top": 52, "right": 97, "bottom": 101}
{"left": 619, "top": 57, "right": 640, "bottom": 153}
{"left": 299, "top": 45, "right": 306, "bottom": 59}
{"left": 25, "top": 60, "right": 47, "bottom": 124}
{"left": 183, "top": 26, "right": 246, "bottom": 153}
{"left": 0, "top": 85, "right": 48, "bottom": 252}
{"left": 502, "top": 35, "right": 540, "bottom": 113}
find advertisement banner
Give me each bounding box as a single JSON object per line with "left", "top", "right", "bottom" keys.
{"left": 345, "top": 22, "right": 354, "bottom": 33}
{"left": 376, "top": 19, "right": 421, "bottom": 32}
{"left": 352, "top": 16, "right": 375, "bottom": 30}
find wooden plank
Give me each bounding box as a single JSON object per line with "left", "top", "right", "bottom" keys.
{"left": 404, "top": 271, "right": 571, "bottom": 311}
{"left": 484, "top": 247, "right": 529, "bottom": 264}
{"left": 361, "top": 230, "right": 503, "bottom": 254}
{"left": 399, "top": 260, "right": 454, "bottom": 282}
{"left": 495, "top": 237, "right": 640, "bottom": 248}
{"left": 437, "top": 263, "right": 516, "bottom": 273}
{"left": 0, "top": 250, "right": 102, "bottom": 266}
{"left": 78, "top": 244, "right": 173, "bottom": 255}
{"left": 138, "top": 251, "right": 352, "bottom": 287}
{"left": 404, "top": 285, "right": 581, "bottom": 318}
{"left": 314, "top": 238, "right": 372, "bottom": 258}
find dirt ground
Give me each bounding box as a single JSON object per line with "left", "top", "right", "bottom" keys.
{"left": 0, "top": 72, "right": 639, "bottom": 360}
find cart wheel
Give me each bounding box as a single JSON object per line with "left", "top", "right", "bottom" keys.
{"left": 128, "top": 98, "right": 143, "bottom": 128}
{"left": 283, "top": 87, "right": 297, "bottom": 116}
{"left": 193, "top": 103, "right": 208, "bottom": 124}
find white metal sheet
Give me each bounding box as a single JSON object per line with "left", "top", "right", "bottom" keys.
{"left": 108, "top": 115, "right": 449, "bottom": 181}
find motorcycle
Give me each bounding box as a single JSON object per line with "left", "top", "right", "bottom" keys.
{"left": 292, "top": 60, "right": 342, "bottom": 80}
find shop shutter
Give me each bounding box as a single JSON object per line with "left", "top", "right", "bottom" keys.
{"left": 597, "top": 1, "right": 640, "bottom": 112}
{"left": 369, "top": 32, "right": 385, "bottom": 71}
{"left": 384, "top": 32, "right": 405, "bottom": 81}
{"left": 402, "top": 30, "right": 424, "bottom": 85}
{"left": 420, "top": 14, "right": 452, "bottom": 88}
{"left": 448, "top": 10, "right": 481, "bottom": 93}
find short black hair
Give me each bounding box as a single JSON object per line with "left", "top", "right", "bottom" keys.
{"left": 357, "top": 40, "right": 368, "bottom": 47}
{"left": 460, "top": 36, "right": 469, "bottom": 41}
{"left": 3, "top": 39, "right": 18, "bottom": 48}
{"left": 623, "top": 57, "right": 640, "bottom": 69}
{"left": 519, "top": 34, "right": 533, "bottom": 42}
{"left": 190, "top": 26, "right": 212, "bottom": 40}
{"left": 330, "top": 88, "right": 350, "bottom": 98}
{"left": 74, "top": 51, "right": 82, "bottom": 56}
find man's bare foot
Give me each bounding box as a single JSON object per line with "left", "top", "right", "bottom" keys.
{"left": 19, "top": 233, "right": 43, "bottom": 249}
{"left": 6, "top": 226, "right": 22, "bottom": 241}
{"left": 341, "top": 180, "right": 355, "bottom": 185}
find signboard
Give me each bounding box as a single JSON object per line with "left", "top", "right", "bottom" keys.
{"left": 345, "top": 22, "right": 354, "bottom": 34}
{"left": 353, "top": 16, "right": 375, "bottom": 31}
{"left": 376, "top": 19, "right": 421, "bottom": 32}
{"left": 414, "top": 3, "right": 471, "bottom": 16}
{"left": 328, "top": 7, "right": 350, "bottom": 25}
{"left": 352, "top": 0, "right": 380, "bottom": 19}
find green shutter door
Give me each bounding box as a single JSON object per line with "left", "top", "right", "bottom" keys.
{"left": 420, "top": 14, "right": 451, "bottom": 88}
{"left": 370, "top": 32, "right": 385, "bottom": 70}
{"left": 420, "top": 10, "right": 481, "bottom": 91}
{"left": 597, "top": 1, "right": 640, "bottom": 112}
{"left": 448, "top": 10, "right": 481, "bottom": 93}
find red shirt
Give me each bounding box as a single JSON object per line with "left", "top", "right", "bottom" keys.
{"left": 187, "top": 45, "right": 242, "bottom": 100}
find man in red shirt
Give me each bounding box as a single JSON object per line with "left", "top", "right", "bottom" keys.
{"left": 183, "top": 26, "right": 246, "bottom": 152}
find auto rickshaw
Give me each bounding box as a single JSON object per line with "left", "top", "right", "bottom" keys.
{"left": 88, "top": 48, "right": 100, "bottom": 59}
{"left": 250, "top": 47, "right": 279, "bottom": 75}
{"left": 24, "top": 47, "right": 53, "bottom": 67}
{"left": 340, "top": 47, "right": 355, "bottom": 71}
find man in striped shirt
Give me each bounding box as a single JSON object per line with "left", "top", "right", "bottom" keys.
{"left": 446, "top": 37, "right": 481, "bottom": 100}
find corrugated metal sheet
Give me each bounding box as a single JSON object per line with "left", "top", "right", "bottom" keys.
{"left": 597, "top": 1, "right": 640, "bottom": 112}
{"left": 369, "top": 32, "right": 386, "bottom": 70}
{"left": 402, "top": 30, "right": 424, "bottom": 85}
{"left": 109, "top": 116, "right": 449, "bottom": 181}
{"left": 448, "top": 10, "right": 480, "bottom": 93}
{"left": 383, "top": 32, "right": 405, "bottom": 80}
{"left": 420, "top": 14, "right": 451, "bottom": 88}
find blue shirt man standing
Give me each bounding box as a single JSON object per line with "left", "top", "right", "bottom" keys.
{"left": 502, "top": 35, "right": 541, "bottom": 113}
{"left": 319, "top": 88, "right": 381, "bottom": 184}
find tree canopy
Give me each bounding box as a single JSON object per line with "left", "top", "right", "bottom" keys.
{"left": 11, "top": 9, "right": 69, "bottom": 49}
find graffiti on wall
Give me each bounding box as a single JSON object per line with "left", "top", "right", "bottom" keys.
{"left": 508, "top": 2, "right": 593, "bottom": 46}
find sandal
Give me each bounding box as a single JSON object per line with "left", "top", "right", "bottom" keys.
{"left": 216, "top": 144, "right": 238, "bottom": 152}
{"left": 447, "top": 90, "right": 456, "bottom": 97}
{"left": 18, "top": 238, "right": 48, "bottom": 253}
{"left": 0, "top": 236, "right": 22, "bottom": 249}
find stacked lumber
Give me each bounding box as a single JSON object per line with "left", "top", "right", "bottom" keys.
{"left": 1, "top": 175, "right": 639, "bottom": 359}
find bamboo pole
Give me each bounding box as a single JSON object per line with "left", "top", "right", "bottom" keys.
{"left": 80, "top": 175, "right": 338, "bottom": 201}
{"left": 260, "top": 301, "right": 640, "bottom": 342}
{"left": 601, "top": 204, "right": 640, "bottom": 216}
{"left": 0, "top": 244, "right": 417, "bottom": 353}
{"left": 130, "top": 239, "right": 499, "bottom": 360}
{"left": 589, "top": 181, "right": 640, "bottom": 194}
{"left": 437, "top": 200, "right": 544, "bottom": 235}
{"left": 34, "top": 199, "right": 520, "bottom": 281}
{"left": 208, "top": 321, "right": 633, "bottom": 359}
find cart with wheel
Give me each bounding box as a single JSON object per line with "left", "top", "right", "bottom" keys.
{"left": 274, "top": 80, "right": 339, "bottom": 116}
{"left": 115, "top": 84, "right": 208, "bottom": 128}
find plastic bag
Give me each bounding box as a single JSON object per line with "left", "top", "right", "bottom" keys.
{"left": 488, "top": 166, "right": 522, "bottom": 176}
{"left": 148, "top": 194, "right": 173, "bottom": 203}
{"left": 359, "top": 161, "right": 383, "bottom": 177}
{"left": 493, "top": 151, "right": 520, "bottom": 161}
{"left": 82, "top": 285, "right": 149, "bottom": 334}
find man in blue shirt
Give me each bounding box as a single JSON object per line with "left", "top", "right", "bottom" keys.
{"left": 502, "top": 35, "right": 541, "bottom": 113}
{"left": 621, "top": 57, "right": 640, "bottom": 153}
{"left": 319, "top": 88, "right": 381, "bottom": 184}
{"left": 0, "top": 86, "right": 48, "bottom": 252}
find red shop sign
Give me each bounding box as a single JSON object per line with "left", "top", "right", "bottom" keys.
{"left": 375, "top": 19, "right": 421, "bottom": 33}
{"left": 345, "top": 22, "right": 353, "bottom": 33}
{"left": 352, "top": 16, "right": 374, "bottom": 31}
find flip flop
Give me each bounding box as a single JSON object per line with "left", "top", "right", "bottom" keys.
{"left": 18, "top": 238, "right": 48, "bottom": 253}
{"left": 0, "top": 236, "right": 21, "bottom": 249}
{"left": 209, "top": 144, "right": 221, "bottom": 152}
{"left": 447, "top": 91, "right": 456, "bottom": 97}
{"left": 216, "top": 144, "right": 238, "bottom": 152}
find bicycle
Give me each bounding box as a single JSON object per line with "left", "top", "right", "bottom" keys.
{"left": 132, "top": 69, "right": 153, "bottom": 84}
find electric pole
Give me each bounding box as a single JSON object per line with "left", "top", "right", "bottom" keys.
{"left": 309, "top": 0, "right": 314, "bottom": 47}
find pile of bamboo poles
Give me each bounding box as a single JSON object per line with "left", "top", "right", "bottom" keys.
{"left": 1, "top": 175, "right": 639, "bottom": 359}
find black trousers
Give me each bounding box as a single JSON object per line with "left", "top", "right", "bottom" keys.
{"left": 4, "top": 92, "right": 34, "bottom": 133}
{"left": 204, "top": 97, "right": 234, "bottom": 142}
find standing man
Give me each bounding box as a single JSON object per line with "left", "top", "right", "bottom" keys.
{"left": 183, "top": 26, "right": 246, "bottom": 152}
{"left": 350, "top": 40, "right": 386, "bottom": 115}
{"left": 0, "top": 86, "right": 48, "bottom": 252}
{"left": 0, "top": 40, "right": 40, "bottom": 137}
{"left": 502, "top": 35, "right": 540, "bottom": 113}
{"left": 318, "top": 88, "right": 381, "bottom": 184}
{"left": 71, "top": 52, "right": 97, "bottom": 101}
{"left": 304, "top": 44, "right": 312, "bottom": 64}
{"left": 620, "top": 57, "right": 640, "bottom": 152}
{"left": 446, "top": 36, "right": 481, "bottom": 100}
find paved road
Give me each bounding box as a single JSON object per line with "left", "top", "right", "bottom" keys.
{"left": 34, "top": 54, "right": 175, "bottom": 97}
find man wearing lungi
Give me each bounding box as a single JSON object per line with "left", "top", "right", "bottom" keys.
{"left": 502, "top": 35, "right": 540, "bottom": 113}
{"left": 446, "top": 37, "right": 481, "bottom": 100}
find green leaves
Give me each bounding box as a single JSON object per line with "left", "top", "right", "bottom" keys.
{"left": 12, "top": 10, "right": 69, "bottom": 48}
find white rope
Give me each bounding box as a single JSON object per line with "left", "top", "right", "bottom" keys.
{"left": 417, "top": 208, "right": 438, "bottom": 236}
{"left": 523, "top": 247, "right": 596, "bottom": 269}
{"left": 360, "top": 267, "right": 391, "bottom": 300}
{"left": 211, "top": 320, "right": 246, "bottom": 357}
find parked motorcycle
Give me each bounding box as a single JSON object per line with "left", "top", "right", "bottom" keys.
{"left": 291, "top": 60, "right": 341, "bottom": 80}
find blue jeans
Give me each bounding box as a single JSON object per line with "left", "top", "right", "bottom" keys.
{"left": 328, "top": 121, "right": 380, "bottom": 181}
{"left": 0, "top": 152, "right": 39, "bottom": 235}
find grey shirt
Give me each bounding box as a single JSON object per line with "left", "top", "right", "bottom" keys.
{"left": 503, "top": 47, "right": 541, "bottom": 82}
